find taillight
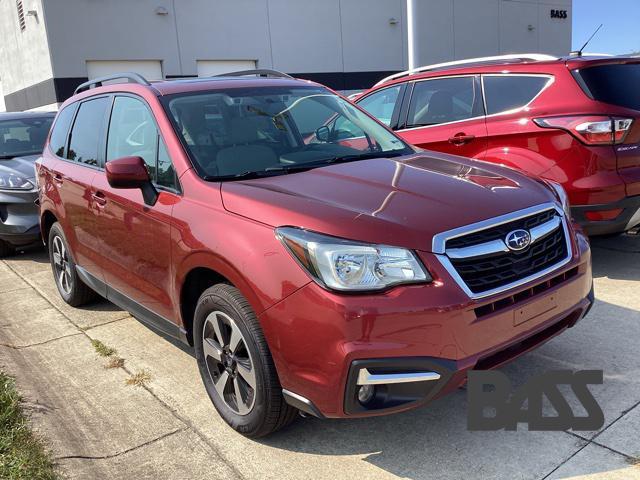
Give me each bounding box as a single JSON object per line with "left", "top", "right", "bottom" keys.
{"left": 533, "top": 116, "right": 633, "bottom": 145}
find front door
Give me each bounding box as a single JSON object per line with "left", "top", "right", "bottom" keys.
{"left": 92, "top": 95, "right": 181, "bottom": 321}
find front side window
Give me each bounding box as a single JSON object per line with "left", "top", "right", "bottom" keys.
{"left": 67, "top": 97, "right": 110, "bottom": 166}
{"left": 164, "top": 86, "right": 412, "bottom": 180}
{"left": 107, "top": 96, "right": 177, "bottom": 190}
{"left": 0, "top": 115, "right": 53, "bottom": 159}
{"left": 482, "top": 75, "right": 550, "bottom": 115}
{"left": 357, "top": 85, "right": 402, "bottom": 126}
{"left": 407, "top": 77, "right": 476, "bottom": 127}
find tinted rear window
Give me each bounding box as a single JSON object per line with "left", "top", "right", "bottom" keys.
{"left": 49, "top": 104, "right": 76, "bottom": 157}
{"left": 574, "top": 63, "right": 640, "bottom": 111}
{"left": 67, "top": 97, "right": 110, "bottom": 166}
{"left": 482, "top": 76, "right": 550, "bottom": 115}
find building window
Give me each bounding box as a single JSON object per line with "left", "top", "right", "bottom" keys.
{"left": 16, "top": 0, "right": 26, "bottom": 31}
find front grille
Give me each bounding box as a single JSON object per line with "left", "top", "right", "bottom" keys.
{"left": 445, "top": 209, "right": 569, "bottom": 295}
{"left": 447, "top": 209, "right": 555, "bottom": 249}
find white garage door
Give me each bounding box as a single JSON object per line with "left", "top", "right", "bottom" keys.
{"left": 196, "top": 60, "right": 257, "bottom": 77}
{"left": 86, "top": 60, "right": 163, "bottom": 81}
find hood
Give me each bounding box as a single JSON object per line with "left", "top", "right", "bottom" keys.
{"left": 221, "top": 153, "right": 556, "bottom": 252}
{"left": 0, "top": 154, "right": 40, "bottom": 180}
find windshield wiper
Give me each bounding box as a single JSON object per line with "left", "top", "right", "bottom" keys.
{"left": 264, "top": 151, "right": 407, "bottom": 173}
{"left": 202, "top": 151, "right": 408, "bottom": 182}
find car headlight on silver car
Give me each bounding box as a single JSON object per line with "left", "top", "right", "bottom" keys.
{"left": 546, "top": 181, "right": 571, "bottom": 219}
{"left": 0, "top": 171, "right": 34, "bottom": 191}
{"left": 276, "top": 227, "right": 431, "bottom": 291}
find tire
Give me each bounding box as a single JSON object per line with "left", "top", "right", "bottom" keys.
{"left": 0, "top": 240, "right": 14, "bottom": 258}
{"left": 194, "top": 284, "right": 298, "bottom": 437}
{"left": 48, "top": 222, "right": 97, "bottom": 306}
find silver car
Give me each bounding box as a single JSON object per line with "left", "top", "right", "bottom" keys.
{"left": 0, "top": 111, "right": 55, "bottom": 256}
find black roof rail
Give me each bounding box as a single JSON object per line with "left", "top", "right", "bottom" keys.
{"left": 214, "top": 69, "right": 293, "bottom": 79}
{"left": 74, "top": 72, "right": 151, "bottom": 95}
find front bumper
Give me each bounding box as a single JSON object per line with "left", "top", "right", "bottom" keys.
{"left": 260, "top": 230, "right": 592, "bottom": 418}
{"left": 572, "top": 194, "right": 640, "bottom": 236}
{"left": 0, "top": 188, "right": 40, "bottom": 247}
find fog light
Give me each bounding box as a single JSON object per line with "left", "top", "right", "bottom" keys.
{"left": 357, "top": 385, "right": 375, "bottom": 405}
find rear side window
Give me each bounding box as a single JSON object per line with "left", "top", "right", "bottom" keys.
{"left": 574, "top": 63, "right": 640, "bottom": 111}
{"left": 482, "top": 76, "right": 549, "bottom": 115}
{"left": 407, "top": 77, "right": 476, "bottom": 127}
{"left": 50, "top": 105, "right": 76, "bottom": 157}
{"left": 67, "top": 97, "right": 110, "bottom": 166}
{"left": 358, "top": 85, "right": 402, "bottom": 126}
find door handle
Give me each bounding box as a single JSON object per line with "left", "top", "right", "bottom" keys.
{"left": 53, "top": 173, "right": 63, "bottom": 185}
{"left": 448, "top": 133, "right": 475, "bottom": 146}
{"left": 92, "top": 191, "right": 107, "bottom": 207}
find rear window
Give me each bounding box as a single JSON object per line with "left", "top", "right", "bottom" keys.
{"left": 482, "top": 75, "right": 550, "bottom": 115}
{"left": 574, "top": 63, "right": 640, "bottom": 111}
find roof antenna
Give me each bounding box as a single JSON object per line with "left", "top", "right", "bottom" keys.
{"left": 571, "top": 24, "right": 603, "bottom": 57}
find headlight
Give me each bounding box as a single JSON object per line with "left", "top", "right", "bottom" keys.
{"left": 0, "top": 171, "right": 34, "bottom": 191}
{"left": 546, "top": 181, "right": 571, "bottom": 218}
{"left": 276, "top": 227, "right": 431, "bottom": 291}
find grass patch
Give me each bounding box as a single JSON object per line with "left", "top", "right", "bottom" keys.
{"left": 91, "top": 339, "right": 116, "bottom": 357}
{"left": 125, "top": 370, "right": 151, "bottom": 387}
{"left": 0, "top": 372, "right": 58, "bottom": 480}
{"left": 104, "top": 357, "right": 125, "bottom": 369}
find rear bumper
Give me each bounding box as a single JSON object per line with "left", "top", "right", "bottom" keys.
{"left": 572, "top": 194, "right": 640, "bottom": 235}
{"left": 261, "top": 230, "right": 592, "bottom": 418}
{"left": 0, "top": 189, "right": 40, "bottom": 246}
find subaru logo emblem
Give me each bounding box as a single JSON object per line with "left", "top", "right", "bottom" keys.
{"left": 505, "top": 229, "right": 531, "bottom": 251}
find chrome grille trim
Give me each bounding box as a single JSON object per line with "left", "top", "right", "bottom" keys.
{"left": 432, "top": 203, "right": 573, "bottom": 299}
{"left": 447, "top": 215, "right": 562, "bottom": 260}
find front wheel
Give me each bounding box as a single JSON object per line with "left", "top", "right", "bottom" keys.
{"left": 48, "top": 222, "right": 97, "bottom": 306}
{"left": 194, "top": 284, "right": 298, "bottom": 437}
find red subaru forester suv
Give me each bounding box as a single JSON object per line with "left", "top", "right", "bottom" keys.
{"left": 37, "top": 70, "right": 593, "bottom": 437}
{"left": 355, "top": 54, "right": 640, "bottom": 236}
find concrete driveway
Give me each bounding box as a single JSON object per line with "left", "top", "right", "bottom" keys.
{"left": 0, "top": 234, "right": 639, "bottom": 480}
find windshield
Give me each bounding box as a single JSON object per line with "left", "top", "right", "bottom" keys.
{"left": 0, "top": 116, "right": 53, "bottom": 159}
{"left": 573, "top": 63, "right": 640, "bottom": 111}
{"left": 163, "top": 86, "right": 413, "bottom": 179}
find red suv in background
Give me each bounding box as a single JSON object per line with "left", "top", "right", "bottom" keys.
{"left": 355, "top": 54, "right": 640, "bottom": 236}
{"left": 38, "top": 70, "right": 592, "bottom": 437}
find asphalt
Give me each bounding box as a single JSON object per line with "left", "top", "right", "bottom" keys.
{"left": 0, "top": 233, "right": 639, "bottom": 480}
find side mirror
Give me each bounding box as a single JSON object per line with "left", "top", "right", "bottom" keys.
{"left": 315, "top": 125, "right": 330, "bottom": 143}
{"left": 105, "top": 156, "right": 158, "bottom": 206}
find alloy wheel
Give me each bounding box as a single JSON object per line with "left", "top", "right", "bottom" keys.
{"left": 52, "top": 235, "right": 72, "bottom": 295}
{"left": 202, "top": 311, "right": 257, "bottom": 415}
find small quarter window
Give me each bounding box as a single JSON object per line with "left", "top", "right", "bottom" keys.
{"left": 67, "top": 97, "right": 110, "bottom": 166}
{"left": 483, "top": 76, "right": 550, "bottom": 115}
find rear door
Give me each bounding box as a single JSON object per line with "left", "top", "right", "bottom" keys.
{"left": 395, "top": 75, "right": 488, "bottom": 159}
{"left": 91, "top": 94, "right": 180, "bottom": 321}
{"left": 55, "top": 96, "right": 111, "bottom": 277}
{"left": 572, "top": 61, "right": 640, "bottom": 197}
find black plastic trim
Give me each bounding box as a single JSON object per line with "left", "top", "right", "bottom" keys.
{"left": 75, "top": 265, "right": 189, "bottom": 345}
{"left": 344, "top": 357, "right": 456, "bottom": 415}
{"left": 282, "top": 389, "right": 325, "bottom": 418}
{"left": 572, "top": 194, "right": 640, "bottom": 235}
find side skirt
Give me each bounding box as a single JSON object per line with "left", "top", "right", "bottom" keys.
{"left": 76, "top": 265, "right": 189, "bottom": 345}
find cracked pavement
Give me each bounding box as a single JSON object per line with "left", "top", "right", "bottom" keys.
{"left": 0, "top": 234, "right": 639, "bottom": 479}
